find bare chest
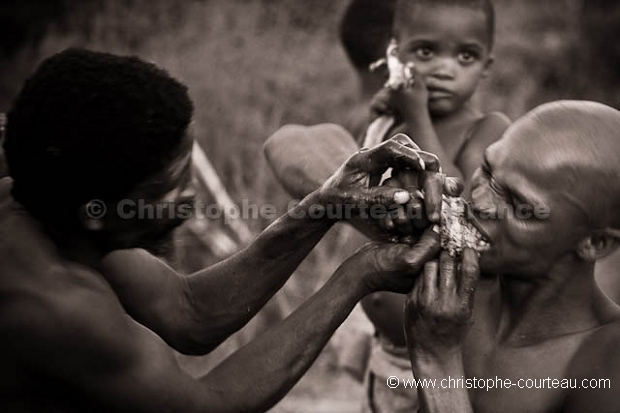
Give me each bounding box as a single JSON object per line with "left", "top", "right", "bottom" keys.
{"left": 434, "top": 120, "right": 473, "bottom": 163}
{"left": 462, "top": 313, "right": 589, "bottom": 412}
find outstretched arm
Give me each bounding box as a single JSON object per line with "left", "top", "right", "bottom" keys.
{"left": 13, "top": 230, "right": 440, "bottom": 412}
{"left": 100, "top": 136, "right": 440, "bottom": 354}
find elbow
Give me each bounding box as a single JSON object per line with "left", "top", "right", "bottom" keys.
{"left": 164, "top": 329, "right": 225, "bottom": 356}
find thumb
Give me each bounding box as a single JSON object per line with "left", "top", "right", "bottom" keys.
{"left": 443, "top": 176, "right": 464, "bottom": 197}
{"left": 458, "top": 248, "right": 480, "bottom": 304}
{"left": 360, "top": 186, "right": 410, "bottom": 206}
{"left": 400, "top": 228, "right": 441, "bottom": 275}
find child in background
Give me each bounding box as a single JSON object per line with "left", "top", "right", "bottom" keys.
{"left": 265, "top": 2, "right": 509, "bottom": 409}
{"left": 339, "top": 0, "right": 396, "bottom": 142}
{"left": 372, "top": 0, "right": 509, "bottom": 194}
{"left": 361, "top": 1, "right": 510, "bottom": 411}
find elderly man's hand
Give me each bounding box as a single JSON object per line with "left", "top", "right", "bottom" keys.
{"left": 317, "top": 134, "right": 442, "bottom": 226}
{"left": 404, "top": 249, "right": 480, "bottom": 358}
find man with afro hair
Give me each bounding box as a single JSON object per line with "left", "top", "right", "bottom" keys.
{"left": 0, "top": 48, "right": 444, "bottom": 412}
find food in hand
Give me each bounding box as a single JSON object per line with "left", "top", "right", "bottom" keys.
{"left": 440, "top": 196, "right": 489, "bottom": 256}
{"left": 369, "top": 38, "right": 414, "bottom": 90}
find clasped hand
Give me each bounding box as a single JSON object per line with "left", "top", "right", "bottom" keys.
{"left": 405, "top": 249, "right": 480, "bottom": 358}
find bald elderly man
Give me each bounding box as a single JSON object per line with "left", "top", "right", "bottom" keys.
{"left": 266, "top": 101, "right": 620, "bottom": 412}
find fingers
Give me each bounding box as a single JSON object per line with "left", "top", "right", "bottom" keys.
{"left": 417, "top": 151, "right": 441, "bottom": 172}
{"left": 369, "top": 88, "right": 394, "bottom": 121}
{"left": 458, "top": 248, "right": 480, "bottom": 302}
{"left": 439, "top": 251, "right": 457, "bottom": 292}
{"left": 389, "top": 133, "right": 420, "bottom": 150}
{"left": 400, "top": 228, "right": 441, "bottom": 275}
{"left": 443, "top": 176, "right": 464, "bottom": 197}
{"left": 421, "top": 260, "right": 438, "bottom": 302}
{"left": 349, "top": 136, "right": 427, "bottom": 173}
{"left": 390, "top": 204, "right": 413, "bottom": 235}
{"left": 423, "top": 172, "right": 444, "bottom": 223}
{"left": 361, "top": 185, "right": 410, "bottom": 206}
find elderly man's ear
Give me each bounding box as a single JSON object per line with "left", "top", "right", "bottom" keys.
{"left": 576, "top": 229, "right": 620, "bottom": 261}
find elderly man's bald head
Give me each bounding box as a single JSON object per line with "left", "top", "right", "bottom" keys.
{"left": 493, "top": 101, "right": 620, "bottom": 231}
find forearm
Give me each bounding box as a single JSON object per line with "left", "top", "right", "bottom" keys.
{"left": 410, "top": 350, "right": 474, "bottom": 413}
{"left": 201, "top": 263, "right": 367, "bottom": 412}
{"left": 99, "top": 191, "right": 333, "bottom": 355}
{"left": 403, "top": 112, "right": 462, "bottom": 179}
{"left": 184, "top": 190, "right": 334, "bottom": 350}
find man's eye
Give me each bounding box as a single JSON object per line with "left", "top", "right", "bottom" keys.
{"left": 415, "top": 47, "right": 434, "bottom": 60}
{"left": 488, "top": 176, "right": 504, "bottom": 195}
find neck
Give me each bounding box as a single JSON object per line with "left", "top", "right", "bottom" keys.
{"left": 47, "top": 225, "right": 106, "bottom": 269}
{"left": 431, "top": 101, "right": 478, "bottom": 124}
{"left": 491, "top": 255, "right": 609, "bottom": 345}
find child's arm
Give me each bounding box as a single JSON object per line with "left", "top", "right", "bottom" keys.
{"left": 370, "top": 75, "right": 463, "bottom": 180}
{"left": 456, "top": 112, "right": 511, "bottom": 197}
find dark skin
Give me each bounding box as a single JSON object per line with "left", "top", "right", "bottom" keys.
{"left": 362, "top": 3, "right": 512, "bottom": 348}
{"left": 0, "top": 133, "right": 446, "bottom": 412}
{"left": 265, "top": 101, "right": 620, "bottom": 412}
{"left": 265, "top": 4, "right": 511, "bottom": 349}
{"left": 373, "top": 3, "right": 510, "bottom": 193}
{"left": 404, "top": 101, "right": 620, "bottom": 412}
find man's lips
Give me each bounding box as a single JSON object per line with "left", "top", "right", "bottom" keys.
{"left": 464, "top": 202, "right": 492, "bottom": 242}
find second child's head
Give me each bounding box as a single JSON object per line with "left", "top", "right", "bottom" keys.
{"left": 394, "top": 0, "right": 495, "bottom": 116}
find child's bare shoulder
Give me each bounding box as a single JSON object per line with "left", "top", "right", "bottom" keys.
{"left": 464, "top": 111, "right": 511, "bottom": 148}
{"left": 455, "top": 111, "right": 512, "bottom": 185}
{"left": 469, "top": 111, "right": 510, "bottom": 135}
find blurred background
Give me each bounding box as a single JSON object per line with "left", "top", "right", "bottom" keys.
{"left": 2, "top": 0, "right": 619, "bottom": 411}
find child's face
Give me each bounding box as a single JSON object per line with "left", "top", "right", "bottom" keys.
{"left": 395, "top": 4, "right": 493, "bottom": 116}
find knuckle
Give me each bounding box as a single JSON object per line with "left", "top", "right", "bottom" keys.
{"left": 462, "top": 262, "right": 478, "bottom": 277}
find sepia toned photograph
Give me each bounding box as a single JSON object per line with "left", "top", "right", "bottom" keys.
{"left": 1, "top": 0, "right": 619, "bottom": 411}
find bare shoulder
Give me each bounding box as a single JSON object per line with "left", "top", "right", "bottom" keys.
{"left": 0, "top": 257, "right": 132, "bottom": 350}
{"left": 570, "top": 318, "right": 620, "bottom": 372}
{"left": 562, "top": 319, "right": 620, "bottom": 412}
{"left": 466, "top": 111, "right": 511, "bottom": 144}
{"left": 0, "top": 182, "right": 135, "bottom": 367}
{"left": 456, "top": 112, "right": 512, "bottom": 184}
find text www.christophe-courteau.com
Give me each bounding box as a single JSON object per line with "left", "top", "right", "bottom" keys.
{"left": 386, "top": 376, "right": 611, "bottom": 391}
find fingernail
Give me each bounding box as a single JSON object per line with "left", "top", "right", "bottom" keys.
{"left": 431, "top": 224, "right": 440, "bottom": 234}
{"left": 393, "top": 191, "right": 410, "bottom": 204}
{"left": 419, "top": 158, "right": 425, "bottom": 170}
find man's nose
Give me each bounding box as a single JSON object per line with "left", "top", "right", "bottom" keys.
{"left": 429, "top": 57, "right": 457, "bottom": 80}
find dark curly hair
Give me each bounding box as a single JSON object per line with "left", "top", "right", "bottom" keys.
{"left": 339, "top": 0, "right": 397, "bottom": 71}
{"left": 4, "top": 48, "right": 193, "bottom": 227}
